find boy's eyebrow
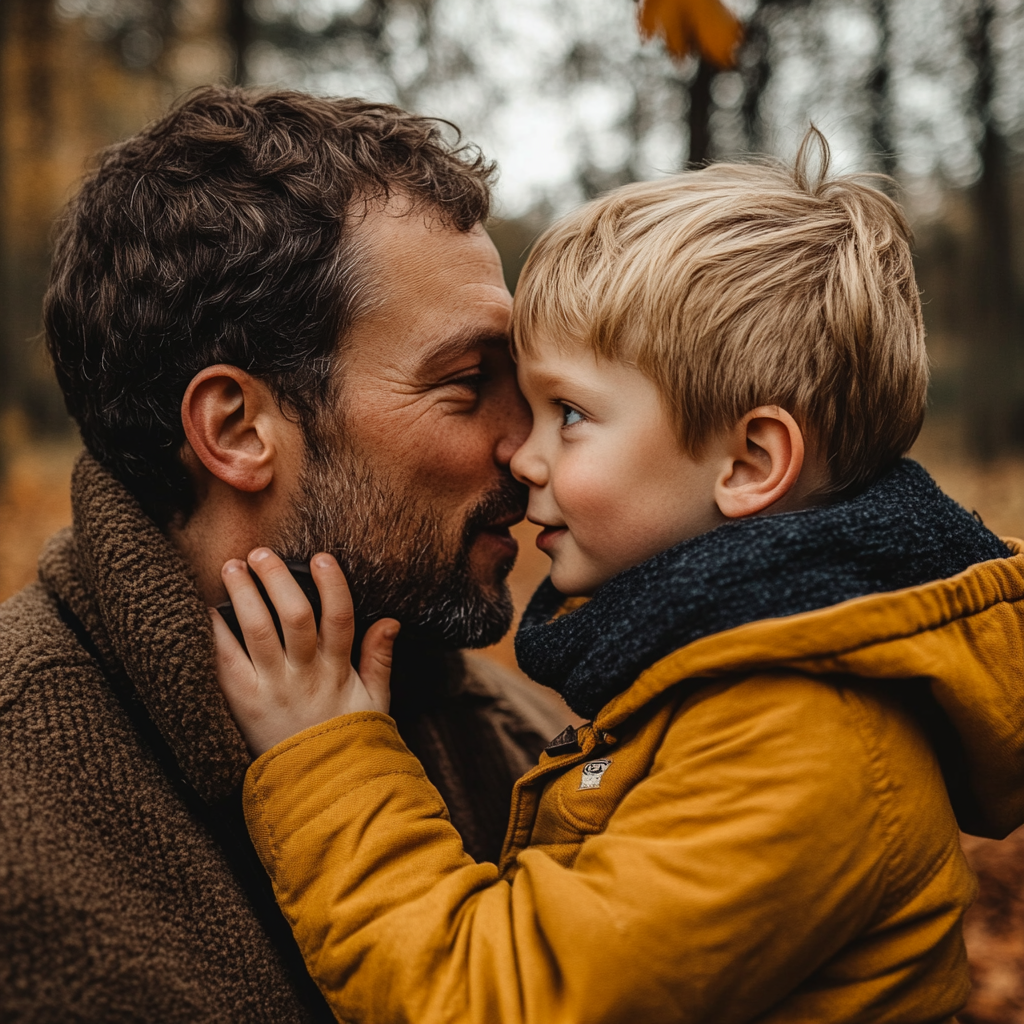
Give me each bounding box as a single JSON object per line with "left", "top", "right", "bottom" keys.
{"left": 529, "top": 368, "right": 596, "bottom": 395}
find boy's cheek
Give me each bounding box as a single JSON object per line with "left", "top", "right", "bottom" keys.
{"left": 548, "top": 532, "right": 610, "bottom": 596}
{"left": 553, "top": 463, "right": 618, "bottom": 529}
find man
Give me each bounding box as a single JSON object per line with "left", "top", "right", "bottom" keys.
{"left": 0, "top": 88, "right": 567, "bottom": 1022}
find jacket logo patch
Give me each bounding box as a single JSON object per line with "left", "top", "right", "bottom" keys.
{"left": 579, "top": 758, "right": 612, "bottom": 790}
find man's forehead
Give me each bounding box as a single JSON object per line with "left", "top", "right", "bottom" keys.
{"left": 352, "top": 201, "right": 505, "bottom": 289}
{"left": 344, "top": 201, "right": 511, "bottom": 372}
{"left": 351, "top": 198, "right": 496, "bottom": 271}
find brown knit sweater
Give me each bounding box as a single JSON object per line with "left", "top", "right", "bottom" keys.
{"left": 0, "top": 453, "right": 568, "bottom": 1023}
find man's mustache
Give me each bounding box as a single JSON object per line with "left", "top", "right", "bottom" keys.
{"left": 463, "top": 475, "right": 528, "bottom": 541}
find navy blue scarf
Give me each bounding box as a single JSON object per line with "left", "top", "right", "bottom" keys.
{"left": 515, "top": 460, "right": 1010, "bottom": 720}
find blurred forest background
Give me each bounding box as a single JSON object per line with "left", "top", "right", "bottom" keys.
{"left": 0, "top": 0, "right": 1024, "bottom": 1019}
{"left": 1, "top": 0, "right": 1023, "bottom": 582}
{"left": 1, "top": 0, "right": 1023, "bottom": 601}
{"left": 1, "top": 0, "right": 1023, "bottom": 691}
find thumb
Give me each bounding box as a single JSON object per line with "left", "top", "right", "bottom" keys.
{"left": 358, "top": 619, "right": 399, "bottom": 713}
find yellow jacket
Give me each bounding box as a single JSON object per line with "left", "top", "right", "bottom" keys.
{"left": 244, "top": 542, "right": 1024, "bottom": 1024}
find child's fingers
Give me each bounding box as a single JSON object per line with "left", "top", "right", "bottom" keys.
{"left": 310, "top": 553, "right": 357, "bottom": 665}
{"left": 222, "top": 558, "right": 287, "bottom": 672}
{"left": 358, "top": 618, "right": 399, "bottom": 713}
{"left": 210, "top": 606, "right": 258, "bottom": 707}
{"left": 210, "top": 607, "right": 275, "bottom": 757}
{"left": 247, "top": 548, "right": 318, "bottom": 665}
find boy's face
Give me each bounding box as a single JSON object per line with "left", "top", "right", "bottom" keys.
{"left": 511, "top": 339, "right": 726, "bottom": 596}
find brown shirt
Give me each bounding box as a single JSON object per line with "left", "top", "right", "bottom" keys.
{"left": 0, "top": 452, "right": 568, "bottom": 1022}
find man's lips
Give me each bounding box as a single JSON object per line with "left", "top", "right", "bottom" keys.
{"left": 484, "top": 511, "right": 526, "bottom": 531}
{"left": 473, "top": 513, "right": 524, "bottom": 559}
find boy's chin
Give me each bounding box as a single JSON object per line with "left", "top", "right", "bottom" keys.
{"left": 549, "top": 562, "right": 605, "bottom": 598}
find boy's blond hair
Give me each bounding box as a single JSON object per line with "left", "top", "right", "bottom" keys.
{"left": 512, "top": 130, "right": 927, "bottom": 497}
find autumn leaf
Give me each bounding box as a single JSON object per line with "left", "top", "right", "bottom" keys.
{"left": 636, "top": 0, "right": 743, "bottom": 68}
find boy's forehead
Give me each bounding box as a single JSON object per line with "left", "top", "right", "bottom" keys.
{"left": 516, "top": 341, "right": 644, "bottom": 399}
{"left": 518, "top": 336, "right": 603, "bottom": 376}
{"left": 516, "top": 325, "right": 599, "bottom": 366}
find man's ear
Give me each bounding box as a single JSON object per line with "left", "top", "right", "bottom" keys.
{"left": 180, "top": 365, "right": 284, "bottom": 494}
{"left": 714, "top": 406, "right": 805, "bottom": 519}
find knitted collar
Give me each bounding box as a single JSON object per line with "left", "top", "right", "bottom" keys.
{"left": 515, "top": 460, "right": 1011, "bottom": 720}
{"left": 38, "top": 452, "right": 251, "bottom": 803}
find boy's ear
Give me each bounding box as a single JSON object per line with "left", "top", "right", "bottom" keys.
{"left": 180, "top": 365, "right": 287, "bottom": 494}
{"left": 714, "top": 406, "right": 805, "bottom": 519}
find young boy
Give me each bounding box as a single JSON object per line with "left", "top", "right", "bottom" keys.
{"left": 214, "top": 131, "right": 1024, "bottom": 1024}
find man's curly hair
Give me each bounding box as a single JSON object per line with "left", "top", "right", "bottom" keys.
{"left": 44, "top": 87, "right": 495, "bottom": 524}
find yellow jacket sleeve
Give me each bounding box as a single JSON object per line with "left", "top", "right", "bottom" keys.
{"left": 243, "top": 683, "right": 950, "bottom": 1024}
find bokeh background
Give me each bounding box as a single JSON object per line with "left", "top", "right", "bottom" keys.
{"left": 1, "top": 1, "right": 1023, "bottom": 1019}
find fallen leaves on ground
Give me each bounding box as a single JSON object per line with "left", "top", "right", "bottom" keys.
{"left": 961, "top": 831, "right": 1024, "bottom": 1024}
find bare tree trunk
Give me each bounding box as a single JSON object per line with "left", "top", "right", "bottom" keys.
{"left": 866, "top": 0, "right": 897, "bottom": 178}
{"left": 739, "top": 11, "right": 771, "bottom": 153}
{"left": 738, "top": 0, "right": 810, "bottom": 156}
{"left": 963, "top": 0, "right": 1021, "bottom": 457}
{"left": 226, "top": 0, "right": 250, "bottom": 86}
{"left": 687, "top": 58, "right": 715, "bottom": 166}
{"left": 0, "top": 0, "right": 10, "bottom": 477}
{"left": 1, "top": 0, "right": 60, "bottom": 435}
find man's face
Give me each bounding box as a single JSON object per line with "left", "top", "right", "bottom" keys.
{"left": 275, "top": 206, "right": 530, "bottom": 648}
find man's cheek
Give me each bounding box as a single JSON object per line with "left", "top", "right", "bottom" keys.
{"left": 405, "top": 430, "right": 495, "bottom": 496}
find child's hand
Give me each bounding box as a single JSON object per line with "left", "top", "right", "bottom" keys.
{"left": 211, "top": 548, "right": 399, "bottom": 757}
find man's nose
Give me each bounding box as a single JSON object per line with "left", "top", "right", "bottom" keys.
{"left": 494, "top": 379, "right": 532, "bottom": 468}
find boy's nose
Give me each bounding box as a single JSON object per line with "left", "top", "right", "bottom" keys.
{"left": 510, "top": 434, "right": 547, "bottom": 488}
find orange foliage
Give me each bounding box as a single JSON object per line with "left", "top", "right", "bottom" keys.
{"left": 636, "top": 0, "right": 744, "bottom": 68}
{"left": 0, "top": 7, "right": 169, "bottom": 252}
{"left": 0, "top": 445, "right": 75, "bottom": 604}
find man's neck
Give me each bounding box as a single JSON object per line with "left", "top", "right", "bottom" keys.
{"left": 168, "top": 499, "right": 267, "bottom": 606}
{"left": 168, "top": 444, "right": 305, "bottom": 605}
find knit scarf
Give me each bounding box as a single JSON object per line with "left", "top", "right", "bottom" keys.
{"left": 515, "top": 460, "right": 1011, "bottom": 720}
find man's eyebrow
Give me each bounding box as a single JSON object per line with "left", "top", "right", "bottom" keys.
{"left": 415, "top": 330, "right": 510, "bottom": 376}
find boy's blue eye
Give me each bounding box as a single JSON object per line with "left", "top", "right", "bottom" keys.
{"left": 561, "top": 405, "right": 584, "bottom": 427}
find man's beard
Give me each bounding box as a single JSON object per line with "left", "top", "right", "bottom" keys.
{"left": 274, "top": 430, "right": 526, "bottom": 649}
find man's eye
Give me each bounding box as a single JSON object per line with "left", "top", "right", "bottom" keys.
{"left": 561, "top": 405, "right": 585, "bottom": 427}
{"left": 447, "top": 373, "right": 488, "bottom": 392}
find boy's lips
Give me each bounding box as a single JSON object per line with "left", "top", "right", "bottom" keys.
{"left": 535, "top": 526, "right": 568, "bottom": 553}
